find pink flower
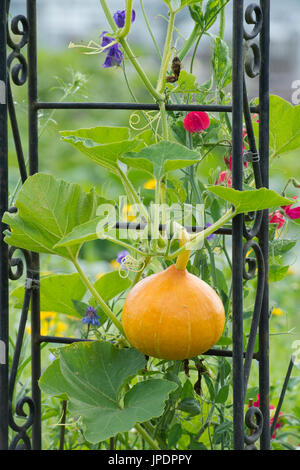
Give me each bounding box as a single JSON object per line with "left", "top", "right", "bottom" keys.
{"left": 269, "top": 211, "right": 285, "bottom": 229}
{"left": 183, "top": 111, "right": 210, "bottom": 133}
{"left": 270, "top": 413, "right": 284, "bottom": 439}
{"left": 215, "top": 170, "right": 232, "bottom": 187}
{"left": 281, "top": 196, "right": 300, "bottom": 220}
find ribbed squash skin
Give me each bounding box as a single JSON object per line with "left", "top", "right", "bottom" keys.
{"left": 122, "top": 265, "right": 225, "bottom": 360}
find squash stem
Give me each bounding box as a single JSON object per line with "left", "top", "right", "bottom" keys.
{"left": 175, "top": 227, "right": 191, "bottom": 271}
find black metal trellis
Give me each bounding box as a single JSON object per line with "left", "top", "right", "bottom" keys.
{"left": 0, "top": 0, "right": 282, "bottom": 451}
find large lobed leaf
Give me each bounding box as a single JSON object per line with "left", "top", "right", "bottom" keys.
{"left": 252, "top": 95, "right": 300, "bottom": 159}
{"left": 207, "top": 186, "right": 293, "bottom": 214}
{"left": 3, "top": 173, "right": 98, "bottom": 260}
{"left": 11, "top": 271, "right": 130, "bottom": 318}
{"left": 39, "top": 341, "right": 177, "bottom": 443}
{"left": 60, "top": 126, "right": 144, "bottom": 174}
{"left": 120, "top": 141, "right": 200, "bottom": 180}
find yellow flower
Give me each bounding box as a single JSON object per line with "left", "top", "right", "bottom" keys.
{"left": 144, "top": 179, "right": 156, "bottom": 190}
{"left": 272, "top": 307, "right": 284, "bottom": 316}
{"left": 40, "top": 311, "right": 57, "bottom": 322}
{"left": 55, "top": 321, "right": 67, "bottom": 336}
{"left": 110, "top": 260, "right": 120, "bottom": 270}
{"left": 122, "top": 204, "right": 135, "bottom": 222}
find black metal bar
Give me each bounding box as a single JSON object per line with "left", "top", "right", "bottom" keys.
{"left": 27, "top": 0, "right": 41, "bottom": 451}
{"left": 258, "top": 0, "right": 271, "bottom": 451}
{"left": 242, "top": 241, "right": 265, "bottom": 395}
{"left": 7, "top": 80, "right": 27, "bottom": 184}
{"left": 39, "top": 335, "right": 259, "bottom": 360}
{"left": 33, "top": 101, "right": 260, "bottom": 113}
{"left": 270, "top": 356, "right": 294, "bottom": 438}
{"left": 231, "top": 0, "right": 245, "bottom": 450}
{"left": 0, "top": 0, "right": 9, "bottom": 451}
{"left": 114, "top": 221, "right": 233, "bottom": 235}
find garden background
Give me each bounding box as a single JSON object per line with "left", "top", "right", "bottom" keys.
{"left": 6, "top": 0, "right": 300, "bottom": 449}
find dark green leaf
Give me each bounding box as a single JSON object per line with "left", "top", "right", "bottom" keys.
{"left": 215, "top": 384, "right": 229, "bottom": 404}
{"left": 207, "top": 186, "right": 293, "bottom": 214}
{"left": 39, "top": 341, "right": 177, "bottom": 443}
{"left": 177, "top": 398, "right": 201, "bottom": 415}
{"left": 2, "top": 173, "right": 97, "bottom": 260}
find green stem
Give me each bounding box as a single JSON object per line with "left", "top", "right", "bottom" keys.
{"left": 219, "top": 0, "right": 226, "bottom": 40}
{"left": 99, "top": 0, "right": 163, "bottom": 102}
{"left": 156, "top": 10, "right": 176, "bottom": 95}
{"left": 135, "top": 423, "right": 161, "bottom": 450}
{"left": 119, "top": 37, "right": 163, "bottom": 102}
{"left": 178, "top": 23, "right": 201, "bottom": 61}
{"left": 117, "top": 167, "right": 150, "bottom": 223}
{"left": 118, "top": 0, "right": 133, "bottom": 39}
{"left": 131, "top": 256, "right": 151, "bottom": 287}
{"left": 168, "top": 208, "right": 234, "bottom": 260}
{"left": 99, "top": 0, "right": 117, "bottom": 31}
{"left": 159, "top": 101, "right": 169, "bottom": 140}
{"left": 140, "top": 0, "right": 162, "bottom": 60}
{"left": 205, "top": 240, "right": 218, "bottom": 291}
{"left": 72, "top": 257, "right": 125, "bottom": 336}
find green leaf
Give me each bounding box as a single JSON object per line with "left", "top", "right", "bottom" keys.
{"left": 167, "top": 70, "right": 199, "bottom": 94}
{"left": 269, "top": 239, "right": 297, "bottom": 256}
{"left": 120, "top": 141, "right": 200, "bottom": 181}
{"left": 216, "top": 336, "right": 232, "bottom": 346}
{"left": 245, "top": 386, "right": 259, "bottom": 404}
{"left": 164, "top": 0, "right": 201, "bottom": 12}
{"left": 93, "top": 271, "right": 131, "bottom": 303}
{"left": 215, "top": 384, "right": 229, "bottom": 404}
{"left": 177, "top": 398, "right": 201, "bottom": 416}
{"left": 60, "top": 127, "right": 143, "bottom": 174}
{"left": 204, "top": 0, "right": 221, "bottom": 29}
{"left": 203, "top": 374, "right": 215, "bottom": 401}
{"left": 189, "top": 3, "right": 204, "bottom": 27}
{"left": 39, "top": 341, "right": 177, "bottom": 443}
{"left": 11, "top": 273, "right": 86, "bottom": 317}
{"left": 207, "top": 186, "right": 293, "bottom": 214}
{"left": 54, "top": 216, "right": 114, "bottom": 249}
{"left": 212, "top": 36, "right": 232, "bottom": 88}
{"left": 2, "top": 173, "right": 97, "bottom": 260}
{"left": 168, "top": 423, "right": 182, "bottom": 448}
{"left": 72, "top": 300, "right": 90, "bottom": 317}
{"left": 253, "top": 95, "right": 300, "bottom": 159}
{"left": 269, "top": 264, "right": 290, "bottom": 283}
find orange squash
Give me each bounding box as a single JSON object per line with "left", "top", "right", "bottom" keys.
{"left": 122, "top": 264, "right": 225, "bottom": 360}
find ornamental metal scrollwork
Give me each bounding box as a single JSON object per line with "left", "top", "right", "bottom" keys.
{"left": 7, "top": 246, "right": 35, "bottom": 450}
{"left": 6, "top": 5, "right": 29, "bottom": 86}
{"left": 242, "top": 240, "right": 265, "bottom": 449}
{"left": 243, "top": 3, "right": 262, "bottom": 79}
{"left": 244, "top": 406, "right": 264, "bottom": 449}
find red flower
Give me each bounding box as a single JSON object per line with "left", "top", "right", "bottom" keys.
{"left": 281, "top": 196, "right": 300, "bottom": 220}
{"left": 183, "top": 111, "right": 210, "bottom": 133}
{"left": 269, "top": 211, "right": 285, "bottom": 229}
{"left": 215, "top": 170, "right": 232, "bottom": 187}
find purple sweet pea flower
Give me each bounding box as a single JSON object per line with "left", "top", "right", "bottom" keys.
{"left": 103, "top": 43, "right": 123, "bottom": 68}
{"left": 205, "top": 223, "right": 216, "bottom": 241}
{"left": 82, "top": 306, "right": 101, "bottom": 326}
{"left": 117, "top": 250, "right": 129, "bottom": 267}
{"left": 113, "top": 9, "right": 136, "bottom": 28}
{"left": 100, "top": 31, "right": 123, "bottom": 68}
